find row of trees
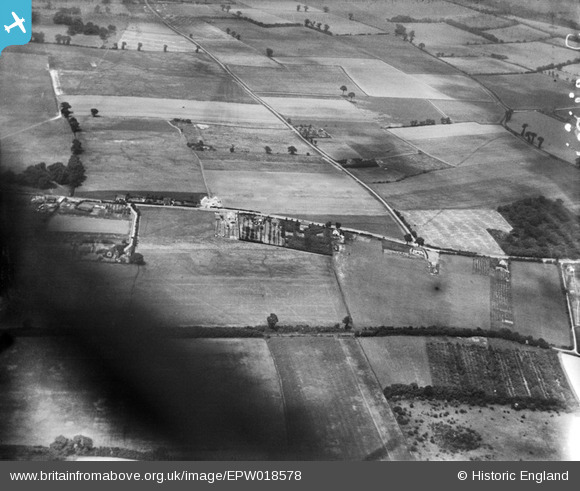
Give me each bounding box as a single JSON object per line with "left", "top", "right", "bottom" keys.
{"left": 519, "top": 123, "right": 544, "bottom": 149}
{"left": 304, "top": 19, "right": 331, "bottom": 33}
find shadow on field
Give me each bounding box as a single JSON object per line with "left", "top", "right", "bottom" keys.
{"left": 0, "top": 192, "right": 287, "bottom": 460}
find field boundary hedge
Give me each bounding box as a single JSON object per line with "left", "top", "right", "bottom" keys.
{"left": 356, "top": 325, "right": 556, "bottom": 348}
{"left": 384, "top": 383, "right": 568, "bottom": 411}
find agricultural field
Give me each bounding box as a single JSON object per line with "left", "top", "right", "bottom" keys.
{"left": 201, "top": 164, "right": 387, "bottom": 216}
{"left": 340, "top": 37, "right": 462, "bottom": 75}
{"left": 411, "top": 74, "right": 494, "bottom": 101}
{"left": 353, "top": 97, "right": 445, "bottom": 128}
{"left": 313, "top": 120, "right": 417, "bottom": 161}
{"left": 0, "top": 50, "right": 59, "bottom": 131}
{"left": 0, "top": 337, "right": 162, "bottom": 452}
{"left": 179, "top": 122, "right": 313, "bottom": 156}
{"left": 260, "top": 96, "right": 370, "bottom": 121}
{"left": 359, "top": 337, "right": 433, "bottom": 388}
{"left": 59, "top": 95, "right": 281, "bottom": 127}
{"left": 401, "top": 209, "right": 511, "bottom": 256}
{"left": 336, "top": 239, "right": 491, "bottom": 329}
{"left": 473, "top": 41, "right": 577, "bottom": 71}
{"left": 475, "top": 73, "right": 574, "bottom": 110}
{"left": 371, "top": 147, "right": 580, "bottom": 212}
{"left": 442, "top": 56, "right": 526, "bottom": 75}
{"left": 268, "top": 337, "right": 411, "bottom": 460}
{"left": 507, "top": 111, "right": 579, "bottom": 164}
{"left": 230, "top": 65, "right": 355, "bottom": 96}
{"left": 136, "top": 208, "right": 216, "bottom": 248}
{"left": 117, "top": 22, "right": 201, "bottom": 53}
{"left": 73, "top": 117, "right": 208, "bottom": 199}
{"left": 0, "top": 336, "right": 288, "bottom": 458}
{"left": 48, "top": 44, "right": 254, "bottom": 103}
{"left": 0, "top": 118, "right": 72, "bottom": 174}
{"left": 306, "top": 0, "right": 478, "bottom": 27}
{"left": 428, "top": 100, "right": 504, "bottom": 123}
{"left": 485, "top": 23, "right": 552, "bottom": 43}
{"left": 452, "top": 13, "right": 515, "bottom": 30}
{"left": 208, "top": 19, "right": 366, "bottom": 58}
{"left": 127, "top": 242, "right": 348, "bottom": 328}
{"left": 401, "top": 23, "right": 491, "bottom": 48}
{"left": 426, "top": 338, "right": 574, "bottom": 403}
{"left": 510, "top": 262, "right": 571, "bottom": 348}
{"left": 276, "top": 57, "right": 453, "bottom": 99}
{"left": 504, "top": 16, "right": 573, "bottom": 39}
{"left": 273, "top": 10, "right": 386, "bottom": 35}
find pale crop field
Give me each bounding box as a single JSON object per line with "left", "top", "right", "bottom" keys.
{"left": 389, "top": 121, "right": 505, "bottom": 140}
{"left": 60, "top": 95, "right": 284, "bottom": 127}
{"left": 276, "top": 57, "right": 453, "bottom": 99}
{"left": 261, "top": 96, "right": 371, "bottom": 121}
{"left": 118, "top": 22, "right": 200, "bottom": 52}
{"left": 402, "top": 209, "right": 512, "bottom": 256}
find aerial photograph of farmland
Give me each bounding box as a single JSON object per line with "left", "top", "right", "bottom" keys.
{"left": 1, "top": 0, "right": 580, "bottom": 462}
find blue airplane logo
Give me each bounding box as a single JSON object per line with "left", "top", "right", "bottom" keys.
{"left": 4, "top": 12, "right": 26, "bottom": 34}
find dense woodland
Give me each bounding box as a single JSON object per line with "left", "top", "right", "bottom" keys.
{"left": 493, "top": 196, "right": 580, "bottom": 259}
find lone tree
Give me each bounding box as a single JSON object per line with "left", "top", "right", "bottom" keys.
{"left": 323, "top": 6, "right": 329, "bottom": 13}
{"left": 267, "top": 313, "right": 279, "bottom": 330}
{"left": 305, "top": 19, "right": 311, "bottom": 26}
{"left": 266, "top": 47, "right": 274, "bottom": 57}
{"left": 288, "top": 145, "right": 298, "bottom": 155}
{"left": 137, "top": 42, "right": 143, "bottom": 51}
{"left": 537, "top": 136, "right": 544, "bottom": 149}
{"left": 404, "top": 233, "right": 413, "bottom": 244}
{"left": 90, "top": 108, "right": 99, "bottom": 117}
{"left": 418, "top": 42, "right": 425, "bottom": 50}
{"left": 348, "top": 91, "right": 355, "bottom": 101}
{"left": 348, "top": 13, "right": 354, "bottom": 21}
{"left": 296, "top": 4, "right": 301, "bottom": 11}
{"left": 264, "top": 145, "right": 272, "bottom": 154}
{"left": 340, "top": 85, "right": 348, "bottom": 95}
{"left": 304, "top": 5, "right": 309, "bottom": 12}
{"left": 163, "top": 44, "right": 168, "bottom": 52}
{"left": 121, "top": 41, "right": 127, "bottom": 50}
{"left": 343, "top": 315, "right": 352, "bottom": 330}
{"left": 416, "top": 237, "right": 425, "bottom": 247}
{"left": 408, "top": 30, "right": 415, "bottom": 43}
{"left": 323, "top": 24, "right": 330, "bottom": 32}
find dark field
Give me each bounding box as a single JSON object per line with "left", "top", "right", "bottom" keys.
{"left": 48, "top": 44, "right": 254, "bottom": 103}
{"left": 73, "top": 117, "right": 208, "bottom": 198}
{"left": 475, "top": 73, "right": 574, "bottom": 110}
{"left": 0, "top": 50, "right": 58, "bottom": 132}
{"left": 373, "top": 152, "right": 580, "bottom": 212}
{"left": 511, "top": 262, "right": 572, "bottom": 348}
{"left": 337, "top": 239, "right": 491, "bottom": 329}
{"left": 268, "top": 337, "right": 411, "bottom": 460}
